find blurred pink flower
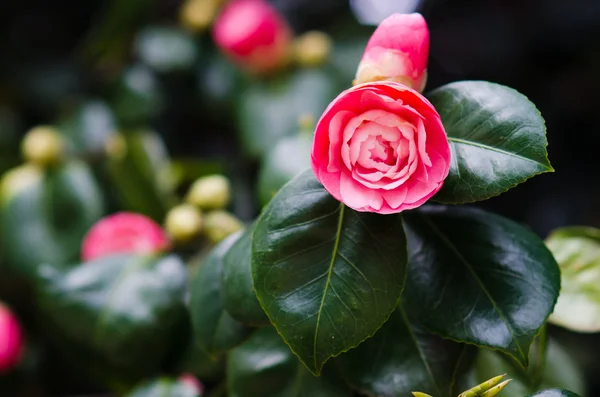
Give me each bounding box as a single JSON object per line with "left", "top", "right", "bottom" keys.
{"left": 81, "top": 212, "right": 170, "bottom": 261}
{"left": 213, "top": 0, "right": 292, "bottom": 74}
{"left": 179, "top": 373, "right": 205, "bottom": 395}
{"left": 311, "top": 82, "right": 450, "bottom": 214}
{"left": 355, "top": 13, "right": 429, "bottom": 92}
{"left": 0, "top": 303, "right": 23, "bottom": 373}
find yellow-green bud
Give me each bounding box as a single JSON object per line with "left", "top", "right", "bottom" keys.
{"left": 21, "top": 126, "right": 64, "bottom": 166}
{"left": 186, "top": 174, "right": 231, "bottom": 210}
{"left": 459, "top": 374, "right": 509, "bottom": 397}
{"left": 180, "top": 0, "right": 223, "bottom": 32}
{"left": 412, "top": 392, "right": 433, "bottom": 397}
{"left": 0, "top": 164, "right": 43, "bottom": 204}
{"left": 293, "top": 31, "right": 332, "bottom": 67}
{"left": 203, "top": 210, "right": 243, "bottom": 244}
{"left": 165, "top": 204, "right": 203, "bottom": 243}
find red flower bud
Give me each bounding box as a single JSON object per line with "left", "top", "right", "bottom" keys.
{"left": 0, "top": 303, "right": 24, "bottom": 373}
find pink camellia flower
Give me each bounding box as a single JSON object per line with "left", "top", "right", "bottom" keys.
{"left": 179, "top": 373, "right": 204, "bottom": 395}
{"left": 212, "top": 0, "right": 292, "bottom": 74}
{"left": 81, "top": 212, "right": 170, "bottom": 261}
{"left": 0, "top": 303, "right": 24, "bottom": 373}
{"left": 355, "top": 13, "right": 429, "bottom": 92}
{"left": 311, "top": 81, "right": 450, "bottom": 214}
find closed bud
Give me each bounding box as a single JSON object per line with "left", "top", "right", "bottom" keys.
{"left": 180, "top": 0, "right": 224, "bottom": 32}
{"left": 0, "top": 302, "right": 24, "bottom": 373}
{"left": 186, "top": 174, "right": 231, "bottom": 210}
{"left": 165, "top": 204, "right": 204, "bottom": 243}
{"left": 293, "top": 31, "right": 332, "bottom": 67}
{"left": 459, "top": 374, "right": 509, "bottom": 397}
{"left": 212, "top": 0, "right": 292, "bottom": 74}
{"left": 21, "top": 126, "right": 64, "bottom": 166}
{"left": 203, "top": 210, "right": 244, "bottom": 243}
{"left": 354, "top": 13, "right": 429, "bottom": 92}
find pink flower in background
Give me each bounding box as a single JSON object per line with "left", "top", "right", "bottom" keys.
{"left": 0, "top": 303, "right": 24, "bottom": 373}
{"left": 311, "top": 82, "right": 450, "bottom": 214}
{"left": 213, "top": 0, "right": 292, "bottom": 74}
{"left": 355, "top": 13, "right": 429, "bottom": 92}
{"left": 179, "top": 373, "right": 204, "bottom": 395}
{"left": 81, "top": 212, "right": 170, "bottom": 261}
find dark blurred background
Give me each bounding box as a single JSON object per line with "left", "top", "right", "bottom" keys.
{"left": 1, "top": 0, "right": 599, "bottom": 395}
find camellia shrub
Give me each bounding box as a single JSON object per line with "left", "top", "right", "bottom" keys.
{"left": 0, "top": 1, "right": 598, "bottom": 397}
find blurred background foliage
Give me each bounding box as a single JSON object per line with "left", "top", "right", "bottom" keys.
{"left": 0, "top": 0, "right": 600, "bottom": 396}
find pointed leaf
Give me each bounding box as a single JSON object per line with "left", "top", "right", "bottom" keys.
{"left": 222, "top": 224, "right": 270, "bottom": 326}
{"left": 228, "top": 327, "right": 352, "bottom": 397}
{"left": 545, "top": 227, "right": 600, "bottom": 332}
{"left": 427, "top": 81, "right": 553, "bottom": 203}
{"left": 190, "top": 232, "right": 254, "bottom": 357}
{"left": 251, "top": 170, "right": 408, "bottom": 375}
{"left": 335, "top": 306, "right": 473, "bottom": 397}
{"left": 403, "top": 205, "right": 560, "bottom": 366}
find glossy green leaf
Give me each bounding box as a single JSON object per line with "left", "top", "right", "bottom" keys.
{"left": 427, "top": 81, "right": 553, "bottom": 203}
{"left": 105, "top": 130, "right": 176, "bottom": 221}
{"left": 545, "top": 227, "right": 600, "bottom": 332}
{"left": 222, "top": 224, "right": 270, "bottom": 326}
{"left": 402, "top": 205, "right": 560, "bottom": 366}
{"left": 112, "top": 64, "right": 163, "bottom": 127}
{"left": 190, "top": 232, "right": 254, "bottom": 357}
{"left": 134, "top": 26, "right": 198, "bottom": 74}
{"left": 468, "top": 339, "right": 585, "bottom": 397}
{"left": 58, "top": 99, "right": 117, "bottom": 155}
{"left": 237, "top": 67, "right": 341, "bottom": 159}
{"left": 335, "top": 305, "right": 473, "bottom": 397}
{"left": 36, "top": 253, "right": 188, "bottom": 373}
{"left": 257, "top": 132, "right": 312, "bottom": 207}
{"left": 127, "top": 377, "right": 200, "bottom": 397}
{"left": 526, "top": 389, "right": 582, "bottom": 397}
{"left": 251, "top": 169, "right": 408, "bottom": 375}
{"left": 1, "top": 161, "right": 105, "bottom": 277}
{"left": 228, "top": 326, "right": 352, "bottom": 397}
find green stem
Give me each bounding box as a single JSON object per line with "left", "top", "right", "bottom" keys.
{"left": 531, "top": 324, "right": 548, "bottom": 390}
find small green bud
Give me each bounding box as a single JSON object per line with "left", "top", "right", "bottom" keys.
{"left": 412, "top": 392, "right": 433, "bottom": 397}
{"left": 21, "top": 126, "right": 64, "bottom": 166}
{"left": 480, "top": 379, "right": 511, "bottom": 397}
{"left": 459, "top": 374, "right": 508, "bottom": 397}
{"left": 0, "top": 164, "right": 43, "bottom": 204}
{"left": 165, "top": 204, "right": 203, "bottom": 243}
{"left": 186, "top": 174, "right": 231, "bottom": 210}
{"left": 203, "top": 210, "right": 244, "bottom": 244}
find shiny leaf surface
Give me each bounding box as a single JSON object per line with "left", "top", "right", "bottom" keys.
{"left": 134, "top": 26, "right": 198, "bottom": 74}
{"left": 403, "top": 205, "right": 560, "bottom": 366}
{"left": 127, "top": 377, "right": 200, "bottom": 397}
{"left": 1, "top": 161, "right": 105, "bottom": 277}
{"left": 59, "top": 99, "right": 117, "bottom": 155}
{"left": 526, "top": 389, "right": 582, "bottom": 397}
{"left": 112, "top": 64, "right": 163, "bottom": 127}
{"left": 36, "top": 253, "right": 188, "bottom": 373}
{"left": 228, "top": 326, "right": 352, "bottom": 397}
{"left": 190, "top": 232, "right": 253, "bottom": 357}
{"left": 335, "top": 306, "right": 473, "bottom": 397}
{"left": 428, "top": 81, "right": 553, "bottom": 203}
{"left": 222, "top": 224, "right": 270, "bottom": 326}
{"left": 252, "top": 170, "right": 408, "bottom": 375}
{"left": 545, "top": 227, "right": 600, "bottom": 332}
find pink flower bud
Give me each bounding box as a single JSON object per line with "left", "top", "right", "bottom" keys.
{"left": 179, "top": 373, "right": 204, "bottom": 395}
{"left": 355, "top": 13, "right": 429, "bottom": 92}
{"left": 0, "top": 303, "right": 24, "bottom": 373}
{"left": 81, "top": 212, "right": 170, "bottom": 261}
{"left": 212, "top": 0, "right": 292, "bottom": 74}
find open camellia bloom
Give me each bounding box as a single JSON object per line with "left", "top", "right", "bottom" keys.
{"left": 355, "top": 13, "right": 429, "bottom": 92}
{"left": 81, "top": 212, "right": 170, "bottom": 261}
{"left": 212, "top": 0, "right": 292, "bottom": 74}
{"left": 0, "top": 303, "right": 23, "bottom": 373}
{"left": 311, "top": 82, "right": 450, "bottom": 214}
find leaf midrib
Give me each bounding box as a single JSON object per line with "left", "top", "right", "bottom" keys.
{"left": 419, "top": 213, "right": 526, "bottom": 362}
{"left": 313, "top": 203, "right": 345, "bottom": 373}
{"left": 448, "top": 137, "right": 550, "bottom": 168}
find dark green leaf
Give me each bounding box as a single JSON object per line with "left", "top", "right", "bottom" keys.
{"left": 112, "top": 64, "right": 163, "bottom": 127}
{"left": 58, "top": 99, "right": 117, "bottom": 155}
{"left": 134, "top": 26, "right": 198, "bottom": 74}
{"left": 190, "top": 232, "right": 254, "bottom": 357}
{"left": 222, "top": 224, "right": 270, "bottom": 326}
{"left": 228, "top": 327, "right": 352, "bottom": 397}
{"left": 1, "top": 161, "right": 105, "bottom": 277}
{"left": 237, "top": 68, "right": 341, "bottom": 159}
{"left": 252, "top": 169, "right": 408, "bottom": 375}
{"left": 403, "top": 205, "right": 560, "bottom": 366}
{"left": 127, "top": 377, "right": 200, "bottom": 397}
{"left": 105, "top": 130, "right": 176, "bottom": 221}
{"left": 257, "top": 132, "right": 312, "bottom": 207}
{"left": 335, "top": 306, "right": 473, "bottom": 397}
{"left": 468, "top": 338, "right": 585, "bottom": 397}
{"left": 428, "top": 81, "right": 553, "bottom": 203}
{"left": 526, "top": 389, "right": 582, "bottom": 397}
{"left": 36, "top": 253, "right": 188, "bottom": 373}
{"left": 545, "top": 227, "right": 600, "bottom": 332}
